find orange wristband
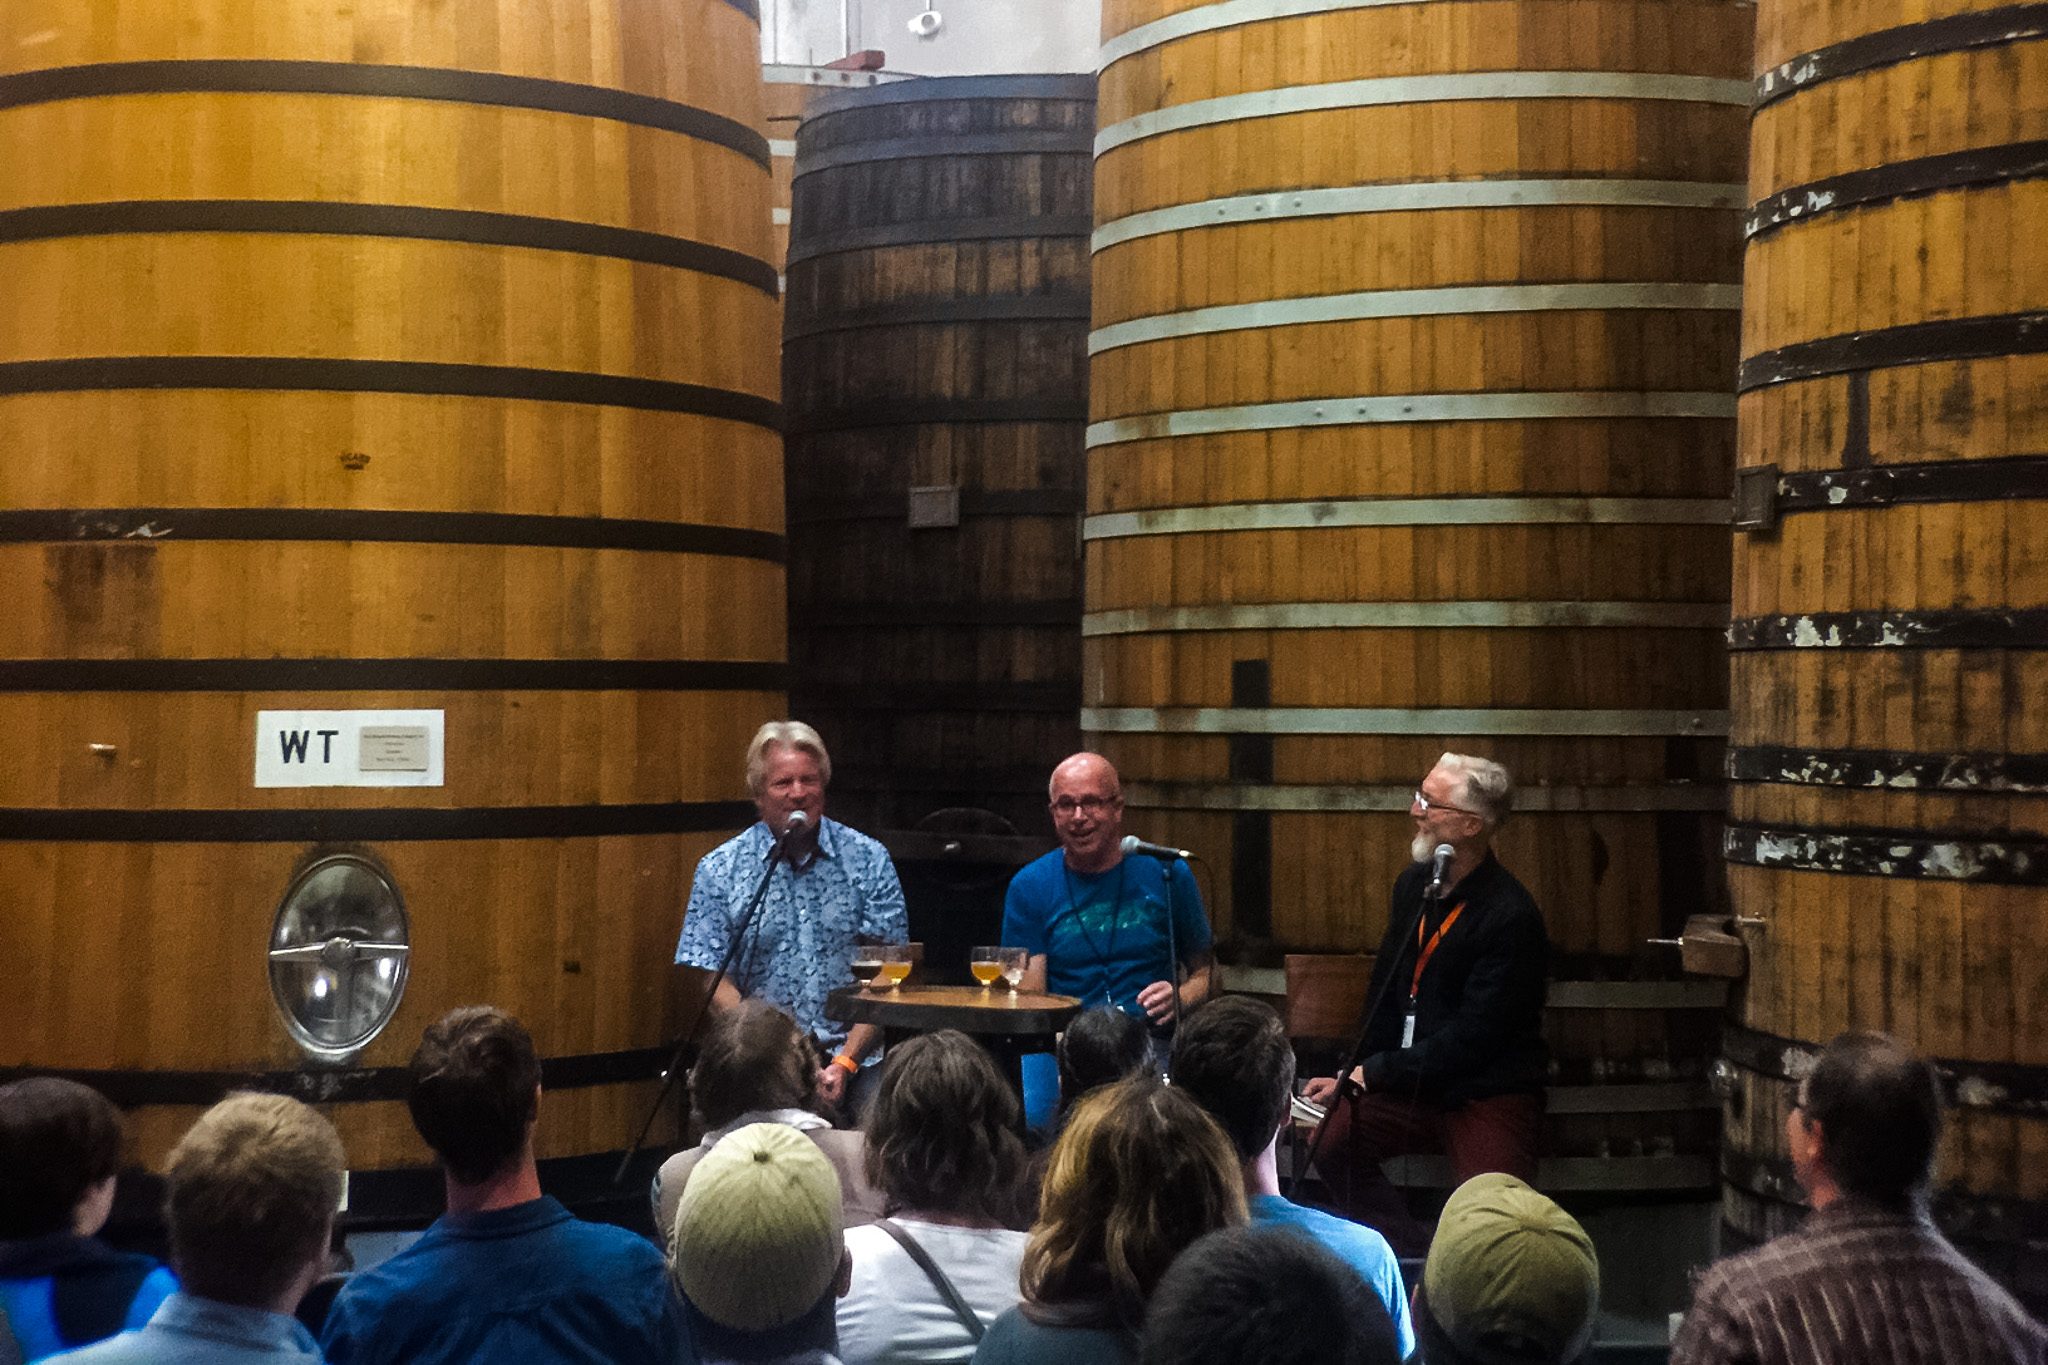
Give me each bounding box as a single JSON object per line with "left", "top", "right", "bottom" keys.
{"left": 830, "top": 1053, "right": 859, "bottom": 1075}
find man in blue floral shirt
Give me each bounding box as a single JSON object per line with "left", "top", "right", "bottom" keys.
{"left": 675, "top": 721, "right": 908, "bottom": 1110}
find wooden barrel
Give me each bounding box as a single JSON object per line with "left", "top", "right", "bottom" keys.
{"left": 764, "top": 62, "right": 917, "bottom": 296}
{"left": 0, "top": 0, "right": 784, "bottom": 1228}
{"left": 1724, "top": 0, "right": 2047, "bottom": 1310}
{"left": 784, "top": 74, "right": 1094, "bottom": 847}
{"left": 1087, "top": 0, "right": 1752, "bottom": 971}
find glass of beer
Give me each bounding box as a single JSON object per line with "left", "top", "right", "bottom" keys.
{"left": 879, "top": 942, "right": 916, "bottom": 990}
{"left": 971, "top": 947, "right": 1004, "bottom": 991}
{"left": 851, "top": 943, "right": 885, "bottom": 990}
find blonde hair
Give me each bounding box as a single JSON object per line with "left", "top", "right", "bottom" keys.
{"left": 746, "top": 721, "right": 832, "bottom": 797}
{"left": 1020, "top": 1075, "right": 1246, "bottom": 1330}
{"left": 166, "top": 1092, "right": 344, "bottom": 1307}
{"left": 1438, "top": 752, "right": 1513, "bottom": 828}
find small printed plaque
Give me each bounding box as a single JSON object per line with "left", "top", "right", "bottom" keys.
{"left": 359, "top": 727, "right": 431, "bottom": 772}
{"left": 907, "top": 483, "right": 961, "bottom": 529}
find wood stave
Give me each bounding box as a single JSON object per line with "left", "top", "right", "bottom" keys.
{"left": 0, "top": 2, "right": 781, "bottom": 1202}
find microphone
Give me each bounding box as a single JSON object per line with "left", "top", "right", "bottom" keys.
{"left": 1429, "top": 842, "right": 1455, "bottom": 896}
{"left": 1120, "top": 834, "right": 1191, "bottom": 862}
{"left": 781, "top": 810, "right": 811, "bottom": 838}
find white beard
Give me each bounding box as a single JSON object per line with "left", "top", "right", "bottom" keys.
{"left": 1411, "top": 831, "right": 1434, "bottom": 863}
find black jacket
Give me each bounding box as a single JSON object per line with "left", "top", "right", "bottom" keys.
{"left": 1355, "top": 853, "right": 1549, "bottom": 1105}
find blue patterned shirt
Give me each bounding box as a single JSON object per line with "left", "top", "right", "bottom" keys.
{"left": 674, "top": 818, "right": 907, "bottom": 1057}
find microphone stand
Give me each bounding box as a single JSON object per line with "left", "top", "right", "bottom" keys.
{"left": 1286, "top": 868, "right": 1443, "bottom": 1202}
{"left": 613, "top": 823, "right": 793, "bottom": 1186}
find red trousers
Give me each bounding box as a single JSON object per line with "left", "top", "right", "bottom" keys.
{"left": 1306, "top": 1089, "right": 1543, "bottom": 1258}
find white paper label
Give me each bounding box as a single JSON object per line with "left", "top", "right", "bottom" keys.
{"left": 255, "top": 710, "right": 445, "bottom": 788}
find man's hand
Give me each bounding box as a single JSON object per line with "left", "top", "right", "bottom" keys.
{"left": 816, "top": 1062, "right": 848, "bottom": 1107}
{"left": 1136, "top": 979, "right": 1182, "bottom": 1024}
{"left": 1301, "top": 1067, "right": 1366, "bottom": 1107}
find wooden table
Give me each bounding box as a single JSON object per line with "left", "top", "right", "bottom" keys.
{"left": 826, "top": 984, "right": 1082, "bottom": 1096}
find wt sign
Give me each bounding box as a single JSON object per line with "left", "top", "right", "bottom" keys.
{"left": 255, "top": 710, "right": 445, "bottom": 788}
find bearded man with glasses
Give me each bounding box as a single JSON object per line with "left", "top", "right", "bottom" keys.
{"left": 1299, "top": 752, "right": 1550, "bottom": 1258}
{"left": 1001, "top": 752, "right": 1214, "bottom": 1070}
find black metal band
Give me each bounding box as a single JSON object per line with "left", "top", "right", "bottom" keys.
{"left": 1738, "top": 311, "right": 2048, "bottom": 391}
{"left": 1723, "top": 823, "right": 2048, "bottom": 884}
{"left": 794, "top": 680, "right": 1081, "bottom": 712}
{"left": 1763, "top": 452, "right": 2048, "bottom": 512}
{"left": 0, "top": 507, "right": 784, "bottom": 562}
{"left": 785, "top": 398, "right": 1088, "bottom": 434}
{"left": 1728, "top": 744, "right": 2048, "bottom": 792}
{"left": 1728, "top": 606, "right": 2048, "bottom": 650}
{"left": 1747, "top": 140, "right": 2048, "bottom": 240}
{"left": 1720, "top": 1022, "right": 2048, "bottom": 1116}
{"left": 782, "top": 295, "right": 1091, "bottom": 341}
{"left": 793, "top": 130, "right": 1092, "bottom": 178}
{"left": 803, "top": 72, "right": 1098, "bottom": 120}
{"left": 790, "top": 600, "right": 1081, "bottom": 628}
{"left": 784, "top": 215, "right": 1095, "bottom": 264}
{"left": 0, "top": 357, "right": 782, "bottom": 430}
{"left": 0, "top": 1047, "right": 672, "bottom": 1108}
{"left": 1754, "top": 3, "right": 2048, "bottom": 109}
{"left": 1720, "top": 1151, "right": 2048, "bottom": 1245}
{"left": 0, "top": 800, "right": 755, "bottom": 842}
{"left": 0, "top": 200, "right": 780, "bottom": 296}
{"left": 0, "top": 60, "right": 770, "bottom": 168}
{"left": 787, "top": 488, "right": 1083, "bottom": 524}
{"left": 0, "top": 659, "right": 789, "bottom": 692}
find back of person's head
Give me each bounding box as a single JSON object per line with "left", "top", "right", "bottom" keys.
{"left": 165, "top": 1092, "right": 345, "bottom": 1309}
{"left": 1140, "top": 1226, "right": 1401, "bottom": 1365}
{"left": 1057, "top": 1006, "right": 1151, "bottom": 1109}
{"left": 864, "top": 1030, "right": 1027, "bottom": 1225}
{"left": 0, "top": 1077, "right": 124, "bottom": 1239}
{"left": 407, "top": 1005, "right": 541, "bottom": 1184}
{"left": 1169, "top": 996, "right": 1294, "bottom": 1163}
{"left": 1417, "top": 1173, "right": 1599, "bottom": 1365}
{"left": 669, "top": 1122, "right": 846, "bottom": 1336}
{"left": 1799, "top": 1030, "right": 1944, "bottom": 1205}
{"left": 1022, "top": 1075, "right": 1246, "bottom": 1331}
{"left": 691, "top": 1000, "right": 818, "bottom": 1131}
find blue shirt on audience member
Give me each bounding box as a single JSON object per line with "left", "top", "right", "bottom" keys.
{"left": 319, "top": 1196, "right": 692, "bottom": 1365}
{"left": 675, "top": 818, "right": 907, "bottom": 1060}
{"left": 1003, "top": 852, "right": 1210, "bottom": 1029}
{"left": 1249, "top": 1195, "right": 1415, "bottom": 1359}
{"left": 47, "top": 1292, "right": 320, "bottom": 1364}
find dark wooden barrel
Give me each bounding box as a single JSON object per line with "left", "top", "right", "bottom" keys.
{"left": 763, "top": 63, "right": 916, "bottom": 298}
{"left": 1087, "top": 0, "right": 1749, "bottom": 972}
{"left": 0, "top": 0, "right": 783, "bottom": 1228}
{"left": 783, "top": 74, "right": 1094, "bottom": 852}
{"left": 1725, "top": 0, "right": 2047, "bottom": 1311}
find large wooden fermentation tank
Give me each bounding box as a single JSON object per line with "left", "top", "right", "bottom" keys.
{"left": 1088, "top": 0, "right": 1751, "bottom": 969}
{"left": 784, "top": 75, "right": 1094, "bottom": 853}
{"left": 0, "top": 0, "right": 784, "bottom": 1224}
{"left": 1721, "top": 0, "right": 2047, "bottom": 1309}
{"left": 763, "top": 62, "right": 917, "bottom": 295}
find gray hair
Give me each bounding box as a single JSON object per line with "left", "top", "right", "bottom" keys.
{"left": 1438, "top": 753, "right": 1512, "bottom": 828}
{"left": 746, "top": 721, "right": 831, "bottom": 797}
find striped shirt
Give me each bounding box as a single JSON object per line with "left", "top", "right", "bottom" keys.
{"left": 1671, "top": 1199, "right": 2047, "bottom": 1365}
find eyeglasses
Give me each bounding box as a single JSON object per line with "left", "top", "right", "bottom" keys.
{"left": 1413, "top": 789, "right": 1478, "bottom": 817}
{"left": 1051, "top": 795, "right": 1119, "bottom": 816}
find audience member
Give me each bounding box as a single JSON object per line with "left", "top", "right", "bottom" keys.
{"left": 1138, "top": 1226, "right": 1401, "bottom": 1365}
{"left": 1413, "top": 1173, "right": 1598, "bottom": 1365}
{"left": 320, "top": 1006, "right": 690, "bottom": 1365}
{"left": 972, "top": 1076, "right": 1245, "bottom": 1365}
{"left": 1055, "top": 1008, "right": 1150, "bottom": 1118}
{"left": 1169, "top": 997, "right": 1414, "bottom": 1358}
{"left": 0, "top": 1079, "right": 175, "bottom": 1361}
{"left": 1672, "top": 1032, "right": 2046, "bottom": 1365}
{"left": 837, "top": 1032, "right": 1031, "bottom": 1364}
{"left": 668, "top": 1121, "right": 850, "bottom": 1364}
{"left": 656, "top": 1001, "right": 884, "bottom": 1239}
{"left": 53, "top": 1092, "right": 344, "bottom": 1363}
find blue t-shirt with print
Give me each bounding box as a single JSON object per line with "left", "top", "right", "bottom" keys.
{"left": 1002, "top": 850, "right": 1211, "bottom": 1026}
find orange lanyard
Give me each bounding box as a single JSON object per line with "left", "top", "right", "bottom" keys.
{"left": 1409, "top": 903, "right": 1465, "bottom": 1003}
